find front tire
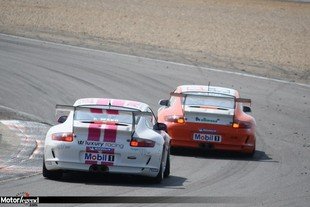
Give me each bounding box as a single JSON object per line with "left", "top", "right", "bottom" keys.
{"left": 42, "top": 159, "right": 63, "bottom": 179}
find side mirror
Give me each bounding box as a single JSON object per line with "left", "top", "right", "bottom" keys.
{"left": 243, "top": 106, "right": 252, "bottom": 113}
{"left": 57, "top": 115, "right": 68, "bottom": 123}
{"left": 159, "top": 99, "right": 169, "bottom": 106}
{"left": 153, "top": 123, "right": 167, "bottom": 131}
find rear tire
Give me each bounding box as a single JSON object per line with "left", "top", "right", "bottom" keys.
{"left": 164, "top": 150, "right": 170, "bottom": 178}
{"left": 170, "top": 146, "right": 177, "bottom": 155}
{"left": 243, "top": 144, "right": 256, "bottom": 158}
{"left": 245, "top": 150, "right": 255, "bottom": 158}
{"left": 42, "top": 159, "right": 62, "bottom": 179}
{"left": 151, "top": 147, "right": 167, "bottom": 184}
{"left": 152, "top": 163, "right": 164, "bottom": 184}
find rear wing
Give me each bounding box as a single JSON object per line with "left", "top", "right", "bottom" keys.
{"left": 56, "top": 104, "right": 150, "bottom": 113}
{"left": 55, "top": 104, "right": 152, "bottom": 132}
{"left": 170, "top": 92, "right": 251, "bottom": 106}
{"left": 235, "top": 98, "right": 251, "bottom": 105}
{"left": 170, "top": 92, "right": 235, "bottom": 98}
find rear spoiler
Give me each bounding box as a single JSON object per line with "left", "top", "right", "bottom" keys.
{"left": 56, "top": 104, "right": 151, "bottom": 115}
{"left": 235, "top": 98, "right": 251, "bottom": 104}
{"left": 170, "top": 92, "right": 251, "bottom": 106}
{"left": 55, "top": 104, "right": 152, "bottom": 132}
{"left": 170, "top": 92, "right": 235, "bottom": 98}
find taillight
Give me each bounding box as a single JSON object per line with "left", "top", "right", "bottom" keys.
{"left": 52, "top": 132, "right": 74, "bottom": 142}
{"left": 164, "top": 115, "right": 185, "bottom": 124}
{"left": 130, "top": 138, "right": 155, "bottom": 147}
{"left": 233, "top": 120, "right": 252, "bottom": 129}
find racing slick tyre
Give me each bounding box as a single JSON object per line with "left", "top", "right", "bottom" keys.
{"left": 243, "top": 144, "right": 256, "bottom": 158}
{"left": 151, "top": 149, "right": 166, "bottom": 183}
{"left": 170, "top": 146, "right": 177, "bottom": 155}
{"left": 164, "top": 150, "right": 170, "bottom": 178}
{"left": 152, "top": 163, "right": 164, "bottom": 184}
{"left": 42, "top": 159, "right": 63, "bottom": 179}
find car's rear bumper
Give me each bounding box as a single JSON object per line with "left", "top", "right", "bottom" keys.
{"left": 167, "top": 122, "right": 255, "bottom": 153}
{"left": 44, "top": 141, "right": 162, "bottom": 177}
{"left": 171, "top": 139, "right": 255, "bottom": 153}
{"left": 44, "top": 159, "right": 160, "bottom": 177}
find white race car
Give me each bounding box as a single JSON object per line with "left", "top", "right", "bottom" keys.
{"left": 43, "top": 98, "right": 171, "bottom": 183}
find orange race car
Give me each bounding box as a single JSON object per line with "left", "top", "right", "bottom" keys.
{"left": 158, "top": 85, "right": 256, "bottom": 156}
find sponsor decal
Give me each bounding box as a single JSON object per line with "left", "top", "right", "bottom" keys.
{"left": 193, "top": 133, "right": 222, "bottom": 142}
{"left": 87, "top": 146, "right": 114, "bottom": 152}
{"left": 84, "top": 140, "right": 124, "bottom": 149}
{"left": 185, "top": 86, "right": 207, "bottom": 92}
{"left": 92, "top": 117, "right": 119, "bottom": 122}
{"left": 105, "top": 142, "right": 123, "bottom": 149}
{"left": 84, "top": 152, "right": 115, "bottom": 162}
{"left": 86, "top": 146, "right": 114, "bottom": 154}
{"left": 195, "top": 117, "right": 219, "bottom": 123}
{"left": 208, "top": 87, "right": 232, "bottom": 95}
{"left": 130, "top": 148, "right": 150, "bottom": 156}
{"left": 55, "top": 144, "right": 70, "bottom": 150}
{"left": 78, "top": 140, "right": 84, "bottom": 145}
{"left": 199, "top": 128, "right": 217, "bottom": 133}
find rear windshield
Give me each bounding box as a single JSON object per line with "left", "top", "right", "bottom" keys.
{"left": 184, "top": 95, "right": 235, "bottom": 109}
{"left": 74, "top": 109, "right": 133, "bottom": 125}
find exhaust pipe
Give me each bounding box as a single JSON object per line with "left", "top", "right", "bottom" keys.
{"left": 89, "top": 165, "right": 109, "bottom": 173}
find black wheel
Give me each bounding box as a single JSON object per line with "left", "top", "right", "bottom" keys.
{"left": 170, "top": 146, "right": 177, "bottom": 155}
{"left": 151, "top": 148, "right": 166, "bottom": 184}
{"left": 164, "top": 150, "right": 170, "bottom": 178}
{"left": 42, "top": 159, "right": 62, "bottom": 179}
{"left": 245, "top": 150, "right": 255, "bottom": 158}
{"left": 243, "top": 144, "right": 256, "bottom": 158}
{"left": 152, "top": 163, "right": 164, "bottom": 184}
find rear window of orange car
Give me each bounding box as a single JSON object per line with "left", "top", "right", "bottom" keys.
{"left": 184, "top": 95, "right": 235, "bottom": 109}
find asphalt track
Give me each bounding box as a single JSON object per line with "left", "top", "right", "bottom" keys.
{"left": 0, "top": 34, "right": 309, "bottom": 206}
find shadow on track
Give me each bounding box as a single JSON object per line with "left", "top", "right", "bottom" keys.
{"left": 47, "top": 172, "right": 186, "bottom": 189}
{"left": 171, "top": 147, "right": 276, "bottom": 163}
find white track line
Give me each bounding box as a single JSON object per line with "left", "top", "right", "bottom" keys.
{"left": 1, "top": 33, "right": 309, "bottom": 88}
